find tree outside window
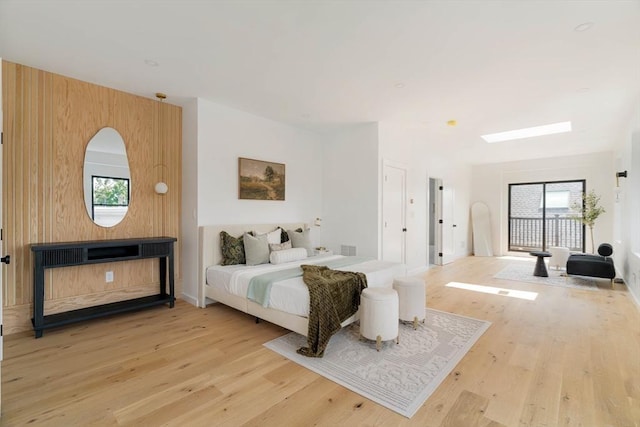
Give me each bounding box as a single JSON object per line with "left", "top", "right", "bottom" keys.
{"left": 92, "top": 176, "right": 130, "bottom": 214}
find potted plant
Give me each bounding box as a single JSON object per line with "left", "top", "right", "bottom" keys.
{"left": 571, "top": 189, "right": 605, "bottom": 253}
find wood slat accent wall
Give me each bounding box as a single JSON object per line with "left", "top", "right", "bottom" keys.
{"left": 2, "top": 61, "right": 182, "bottom": 334}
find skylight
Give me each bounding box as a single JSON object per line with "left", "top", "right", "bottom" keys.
{"left": 481, "top": 121, "right": 572, "bottom": 143}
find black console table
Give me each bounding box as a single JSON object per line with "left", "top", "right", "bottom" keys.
{"left": 31, "top": 237, "right": 177, "bottom": 338}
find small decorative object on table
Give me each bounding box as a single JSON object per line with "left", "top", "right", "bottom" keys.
{"left": 314, "top": 247, "right": 332, "bottom": 256}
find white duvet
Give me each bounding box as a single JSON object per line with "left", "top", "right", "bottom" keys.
{"left": 206, "top": 255, "right": 405, "bottom": 317}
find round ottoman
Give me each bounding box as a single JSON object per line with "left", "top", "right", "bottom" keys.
{"left": 393, "top": 277, "right": 426, "bottom": 329}
{"left": 359, "top": 287, "right": 399, "bottom": 351}
{"left": 548, "top": 246, "right": 570, "bottom": 270}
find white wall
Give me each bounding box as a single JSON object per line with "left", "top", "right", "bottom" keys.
{"left": 471, "top": 152, "right": 615, "bottom": 257}
{"left": 180, "top": 98, "right": 326, "bottom": 303}
{"left": 322, "top": 123, "right": 379, "bottom": 258}
{"left": 181, "top": 98, "right": 199, "bottom": 305}
{"left": 196, "top": 98, "right": 324, "bottom": 227}
{"left": 613, "top": 99, "right": 640, "bottom": 307}
{"left": 378, "top": 124, "right": 473, "bottom": 273}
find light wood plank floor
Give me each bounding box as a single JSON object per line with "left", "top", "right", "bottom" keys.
{"left": 2, "top": 256, "right": 639, "bottom": 426}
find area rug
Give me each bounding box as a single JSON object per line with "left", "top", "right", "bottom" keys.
{"left": 263, "top": 308, "right": 490, "bottom": 418}
{"left": 494, "top": 262, "right": 599, "bottom": 289}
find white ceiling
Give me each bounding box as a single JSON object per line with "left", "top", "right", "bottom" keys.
{"left": 1, "top": 0, "right": 639, "bottom": 165}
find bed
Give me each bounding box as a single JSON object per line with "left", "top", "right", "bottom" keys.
{"left": 198, "top": 223, "right": 407, "bottom": 336}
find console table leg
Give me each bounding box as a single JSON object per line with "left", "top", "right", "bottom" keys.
{"left": 168, "top": 251, "right": 175, "bottom": 308}
{"left": 33, "top": 254, "right": 45, "bottom": 338}
{"left": 159, "top": 257, "right": 167, "bottom": 297}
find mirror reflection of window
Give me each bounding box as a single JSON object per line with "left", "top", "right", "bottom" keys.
{"left": 91, "top": 176, "right": 130, "bottom": 226}
{"left": 83, "top": 127, "right": 131, "bottom": 227}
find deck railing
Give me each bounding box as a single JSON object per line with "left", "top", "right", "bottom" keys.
{"left": 509, "top": 215, "right": 583, "bottom": 252}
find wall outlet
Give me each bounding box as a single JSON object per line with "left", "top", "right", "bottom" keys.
{"left": 106, "top": 271, "right": 114, "bottom": 283}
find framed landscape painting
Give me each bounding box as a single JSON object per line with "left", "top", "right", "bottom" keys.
{"left": 238, "top": 157, "right": 286, "bottom": 200}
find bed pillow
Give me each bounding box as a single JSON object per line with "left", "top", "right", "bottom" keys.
{"left": 269, "top": 247, "right": 308, "bottom": 264}
{"left": 269, "top": 240, "right": 292, "bottom": 252}
{"left": 220, "top": 231, "right": 245, "bottom": 265}
{"left": 243, "top": 232, "right": 270, "bottom": 266}
{"left": 278, "top": 227, "right": 289, "bottom": 243}
{"left": 287, "top": 228, "right": 313, "bottom": 256}
{"left": 255, "top": 228, "right": 282, "bottom": 245}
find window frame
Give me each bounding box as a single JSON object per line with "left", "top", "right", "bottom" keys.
{"left": 91, "top": 175, "right": 131, "bottom": 220}
{"left": 508, "top": 179, "right": 586, "bottom": 252}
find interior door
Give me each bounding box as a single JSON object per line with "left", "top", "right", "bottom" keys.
{"left": 382, "top": 163, "right": 406, "bottom": 263}
{"left": 441, "top": 183, "right": 456, "bottom": 264}
{"left": 430, "top": 178, "right": 443, "bottom": 266}
{"left": 1, "top": 58, "right": 4, "bottom": 411}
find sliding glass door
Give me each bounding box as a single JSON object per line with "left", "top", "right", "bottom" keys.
{"left": 508, "top": 180, "right": 585, "bottom": 252}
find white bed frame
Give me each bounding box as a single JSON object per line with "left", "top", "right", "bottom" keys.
{"left": 199, "top": 223, "right": 324, "bottom": 336}
{"left": 198, "top": 223, "right": 404, "bottom": 336}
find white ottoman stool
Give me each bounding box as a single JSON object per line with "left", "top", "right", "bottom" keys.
{"left": 548, "top": 246, "right": 570, "bottom": 270}
{"left": 393, "top": 277, "right": 426, "bottom": 329}
{"left": 359, "top": 287, "right": 399, "bottom": 351}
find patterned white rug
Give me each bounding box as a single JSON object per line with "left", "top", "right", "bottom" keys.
{"left": 494, "top": 262, "right": 599, "bottom": 289}
{"left": 264, "top": 308, "right": 490, "bottom": 418}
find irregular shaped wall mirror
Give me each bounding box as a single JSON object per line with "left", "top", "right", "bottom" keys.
{"left": 83, "top": 127, "right": 131, "bottom": 227}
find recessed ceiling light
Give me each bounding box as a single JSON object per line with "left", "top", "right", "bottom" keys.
{"left": 447, "top": 120, "right": 457, "bottom": 127}
{"left": 574, "top": 22, "right": 594, "bottom": 32}
{"left": 577, "top": 87, "right": 590, "bottom": 93}
{"left": 394, "top": 83, "right": 405, "bottom": 89}
{"left": 144, "top": 59, "right": 159, "bottom": 67}
{"left": 481, "top": 121, "right": 572, "bottom": 143}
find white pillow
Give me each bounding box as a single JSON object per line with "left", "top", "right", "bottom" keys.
{"left": 255, "top": 228, "right": 282, "bottom": 245}
{"left": 269, "top": 241, "right": 292, "bottom": 252}
{"left": 269, "top": 247, "right": 308, "bottom": 264}
{"left": 243, "top": 233, "right": 270, "bottom": 266}
{"left": 287, "top": 228, "right": 313, "bottom": 256}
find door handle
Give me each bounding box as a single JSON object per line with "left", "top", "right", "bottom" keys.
{"left": 1, "top": 255, "right": 10, "bottom": 264}
{"left": 402, "top": 228, "right": 407, "bottom": 232}
{"left": 452, "top": 224, "right": 457, "bottom": 228}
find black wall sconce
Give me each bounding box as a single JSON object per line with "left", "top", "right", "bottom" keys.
{"left": 616, "top": 170, "right": 628, "bottom": 187}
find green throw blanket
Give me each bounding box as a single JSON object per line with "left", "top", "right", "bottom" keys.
{"left": 297, "top": 264, "right": 368, "bottom": 358}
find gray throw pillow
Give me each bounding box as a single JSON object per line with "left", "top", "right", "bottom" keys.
{"left": 287, "top": 228, "right": 313, "bottom": 256}
{"left": 243, "top": 232, "right": 270, "bottom": 265}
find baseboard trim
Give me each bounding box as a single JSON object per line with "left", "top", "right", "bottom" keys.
{"left": 180, "top": 292, "right": 199, "bottom": 307}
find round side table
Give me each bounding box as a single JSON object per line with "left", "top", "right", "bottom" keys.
{"left": 529, "top": 251, "right": 551, "bottom": 277}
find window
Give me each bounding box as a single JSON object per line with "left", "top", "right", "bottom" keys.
{"left": 542, "top": 191, "right": 570, "bottom": 209}
{"left": 509, "top": 180, "right": 585, "bottom": 252}
{"left": 92, "top": 176, "right": 130, "bottom": 227}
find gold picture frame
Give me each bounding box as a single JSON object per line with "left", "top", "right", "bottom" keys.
{"left": 238, "top": 157, "right": 286, "bottom": 200}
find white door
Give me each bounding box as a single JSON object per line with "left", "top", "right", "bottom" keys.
{"left": 382, "top": 163, "right": 406, "bottom": 263}
{"left": 441, "top": 184, "right": 456, "bottom": 264}
{"left": 1, "top": 58, "right": 4, "bottom": 411}
{"left": 430, "top": 178, "right": 443, "bottom": 266}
